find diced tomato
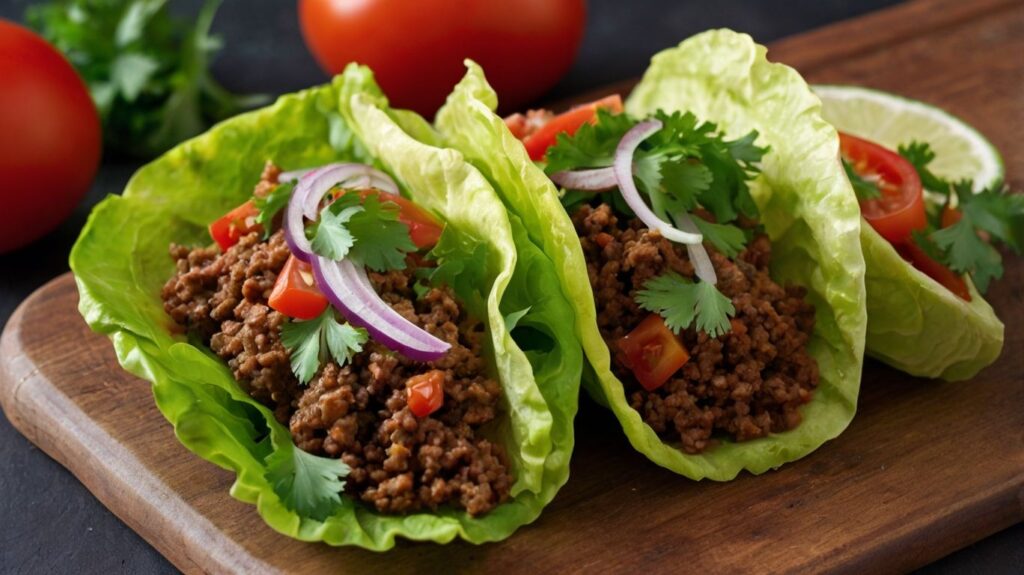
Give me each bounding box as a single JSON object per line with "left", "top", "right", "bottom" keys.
{"left": 337, "top": 189, "right": 444, "bottom": 249}
{"left": 208, "top": 200, "right": 261, "bottom": 251}
{"left": 268, "top": 255, "right": 329, "bottom": 319}
{"left": 839, "top": 132, "right": 927, "bottom": 244}
{"left": 895, "top": 241, "right": 971, "bottom": 301}
{"left": 616, "top": 314, "right": 690, "bottom": 391}
{"left": 407, "top": 370, "right": 445, "bottom": 417}
{"left": 521, "top": 94, "right": 623, "bottom": 161}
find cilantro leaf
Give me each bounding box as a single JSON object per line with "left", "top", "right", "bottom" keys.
{"left": 659, "top": 159, "right": 711, "bottom": 212}
{"left": 280, "top": 309, "right": 368, "bottom": 384}
{"left": 930, "top": 216, "right": 1003, "bottom": 293}
{"left": 694, "top": 281, "right": 736, "bottom": 338}
{"left": 345, "top": 195, "right": 417, "bottom": 271}
{"left": 253, "top": 181, "right": 294, "bottom": 239}
{"left": 544, "top": 109, "right": 636, "bottom": 173}
{"left": 312, "top": 203, "right": 362, "bottom": 260}
{"left": 958, "top": 183, "right": 1024, "bottom": 252}
{"left": 265, "top": 445, "right": 349, "bottom": 522}
{"left": 425, "top": 228, "right": 489, "bottom": 308}
{"left": 636, "top": 272, "right": 735, "bottom": 337}
{"left": 898, "top": 141, "right": 949, "bottom": 194}
{"left": 843, "top": 159, "right": 882, "bottom": 200}
{"left": 691, "top": 217, "right": 747, "bottom": 257}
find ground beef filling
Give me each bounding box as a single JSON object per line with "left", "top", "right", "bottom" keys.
{"left": 161, "top": 179, "right": 511, "bottom": 516}
{"left": 573, "top": 203, "right": 820, "bottom": 454}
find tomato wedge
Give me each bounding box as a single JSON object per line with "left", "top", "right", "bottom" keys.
{"left": 839, "top": 132, "right": 927, "bottom": 244}
{"left": 268, "top": 255, "right": 329, "bottom": 319}
{"left": 209, "top": 200, "right": 261, "bottom": 251}
{"left": 895, "top": 241, "right": 971, "bottom": 301}
{"left": 407, "top": 369, "right": 445, "bottom": 417}
{"left": 521, "top": 94, "right": 623, "bottom": 161}
{"left": 616, "top": 314, "right": 690, "bottom": 391}
{"left": 338, "top": 189, "right": 444, "bottom": 249}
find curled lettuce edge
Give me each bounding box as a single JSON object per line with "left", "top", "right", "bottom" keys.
{"left": 70, "top": 66, "right": 582, "bottom": 549}
{"left": 860, "top": 223, "right": 1003, "bottom": 380}
{"left": 435, "top": 29, "right": 867, "bottom": 481}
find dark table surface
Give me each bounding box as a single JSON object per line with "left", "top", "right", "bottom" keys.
{"left": 1, "top": 1, "right": 1021, "bottom": 573}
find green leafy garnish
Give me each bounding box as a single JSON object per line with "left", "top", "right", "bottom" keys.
{"left": 545, "top": 108, "right": 764, "bottom": 259}
{"left": 280, "top": 308, "right": 368, "bottom": 384}
{"left": 842, "top": 159, "right": 882, "bottom": 200}
{"left": 27, "top": 0, "right": 267, "bottom": 157}
{"left": 691, "top": 217, "right": 748, "bottom": 258}
{"left": 253, "top": 181, "right": 294, "bottom": 239}
{"left": 311, "top": 193, "right": 418, "bottom": 271}
{"left": 265, "top": 445, "right": 350, "bottom": 522}
{"left": 635, "top": 272, "right": 735, "bottom": 337}
{"left": 898, "top": 141, "right": 1022, "bottom": 294}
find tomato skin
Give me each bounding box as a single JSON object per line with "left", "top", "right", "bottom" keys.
{"left": 208, "top": 200, "right": 261, "bottom": 251}
{"left": 896, "top": 241, "right": 971, "bottom": 301}
{"left": 269, "top": 256, "right": 330, "bottom": 320}
{"left": 839, "top": 132, "right": 926, "bottom": 244}
{"left": 342, "top": 189, "right": 443, "bottom": 249}
{"left": 523, "top": 95, "right": 624, "bottom": 161}
{"left": 616, "top": 314, "right": 690, "bottom": 392}
{"left": 407, "top": 370, "right": 445, "bottom": 417}
{"left": 298, "top": 0, "right": 585, "bottom": 117}
{"left": 0, "top": 20, "right": 101, "bottom": 253}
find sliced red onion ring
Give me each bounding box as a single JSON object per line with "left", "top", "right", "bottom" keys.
{"left": 675, "top": 211, "right": 718, "bottom": 285}
{"left": 277, "top": 168, "right": 314, "bottom": 183}
{"left": 549, "top": 166, "right": 617, "bottom": 191}
{"left": 613, "top": 120, "right": 703, "bottom": 246}
{"left": 311, "top": 256, "right": 450, "bottom": 362}
{"left": 283, "top": 163, "right": 400, "bottom": 262}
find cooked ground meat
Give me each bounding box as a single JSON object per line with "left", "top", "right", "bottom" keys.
{"left": 161, "top": 166, "right": 511, "bottom": 516}
{"left": 573, "top": 203, "right": 819, "bottom": 454}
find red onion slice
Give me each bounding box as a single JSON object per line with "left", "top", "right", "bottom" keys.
{"left": 549, "top": 167, "right": 617, "bottom": 191}
{"left": 282, "top": 163, "right": 400, "bottom": 262}
{"left": 311, "top": 256, "right": 450, "bottom": 362}
{"left": 613, "top": 120, "right": 703, "bottom": 245}
{"left": 674, "top": 211, "right": 718, "bottom": 285}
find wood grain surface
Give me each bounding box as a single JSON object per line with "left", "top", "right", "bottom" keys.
{"left": 2, "top": 0, "right": 1023, "bottom": 573}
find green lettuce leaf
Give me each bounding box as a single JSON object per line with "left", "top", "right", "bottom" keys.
{"left": 71, "top": 66, "right": 581, "bottom": 549}
{"left": 436, "top": 29, "right": 866, "bottom": 480}
{"left": 860, "top": 225, "right": 1003, "bottom": 380}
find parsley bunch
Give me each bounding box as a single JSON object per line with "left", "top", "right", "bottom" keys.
{"left": 28, "top": 0, "right": 268, "bottom": 158}
{"left": 900, "top": 142, "right": 1023, "bottom": 293}
{"left": 545, "top": 109, "right": 767, "bottom": 338}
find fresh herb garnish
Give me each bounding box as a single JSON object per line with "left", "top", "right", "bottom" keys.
{"left": 28, "top": 0, "right": 267, "bottom": 157}
{"left": 843, "top": 159, "right": 882, "bottom": 200}
{"left": 636, "top": 272, "right": 735, "bottom": 338}
{"left": 280, "top": 308, "right": 368, "bottom": 384}
{"left": 546, "top": 108, "right": 762, "bottom": 336}
{"left": 312, "top": 193, "right": 418, "bottom": 271}
{"left": 265, "top": 445, "right": 350, "bottom": 522}
{"left": 253, "top": 181, "right": 294, "bottom": 239}
{"left": 898, "top": 141, "right": 1023, "bottom": 293}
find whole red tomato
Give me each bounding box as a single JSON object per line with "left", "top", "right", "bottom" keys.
{"left": 299, "top": 0, "right": 586, "bottom": 117}
{"left": 0, "top": 20, "right": 101, "bottom": 253}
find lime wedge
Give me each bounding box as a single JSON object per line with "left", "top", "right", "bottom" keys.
{"left": 813, "top": 85, "right": 1003, "bottom": 191}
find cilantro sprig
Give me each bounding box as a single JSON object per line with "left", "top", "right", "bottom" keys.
{"left": 843, "top": 159, "right": 883, "bottom": 200}
{"left": 253, "top": 181, "right": 294, "bottom": 239}
{"left": 898, "top": 141, "right": 1022, "bottom": 293}
{"left": 265, "top": 445, "right": 350, "bottom": 522}
{"left": 280, "top": 308, "right": 368, "bottom": 384}
{"left": 636, "top": 272, "right": 735, "bottom": 338}
{"left": 546, "top": 109, "right": 761, "bottom": 337}
{"left": 311, "top": 193, "right": 418, "bottom": 271}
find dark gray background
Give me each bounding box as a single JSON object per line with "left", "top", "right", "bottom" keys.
{"left": 1, "top": 1, "right": 1021, "bottom": 573}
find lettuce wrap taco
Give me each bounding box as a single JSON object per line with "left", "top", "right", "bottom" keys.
{"left": 70, "top": 66, "right": 581, "bottom": 549}
{"left": 435, "top": 29, "right": 866, "bottom": 480}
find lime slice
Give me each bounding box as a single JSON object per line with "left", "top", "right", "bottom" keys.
{"left": 813, "top": 85, "right": 1003, "bottom": 191}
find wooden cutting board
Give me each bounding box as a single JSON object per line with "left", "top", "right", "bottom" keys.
{"left": 2, "top": 0, "right": 1022, "bottom": 572}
